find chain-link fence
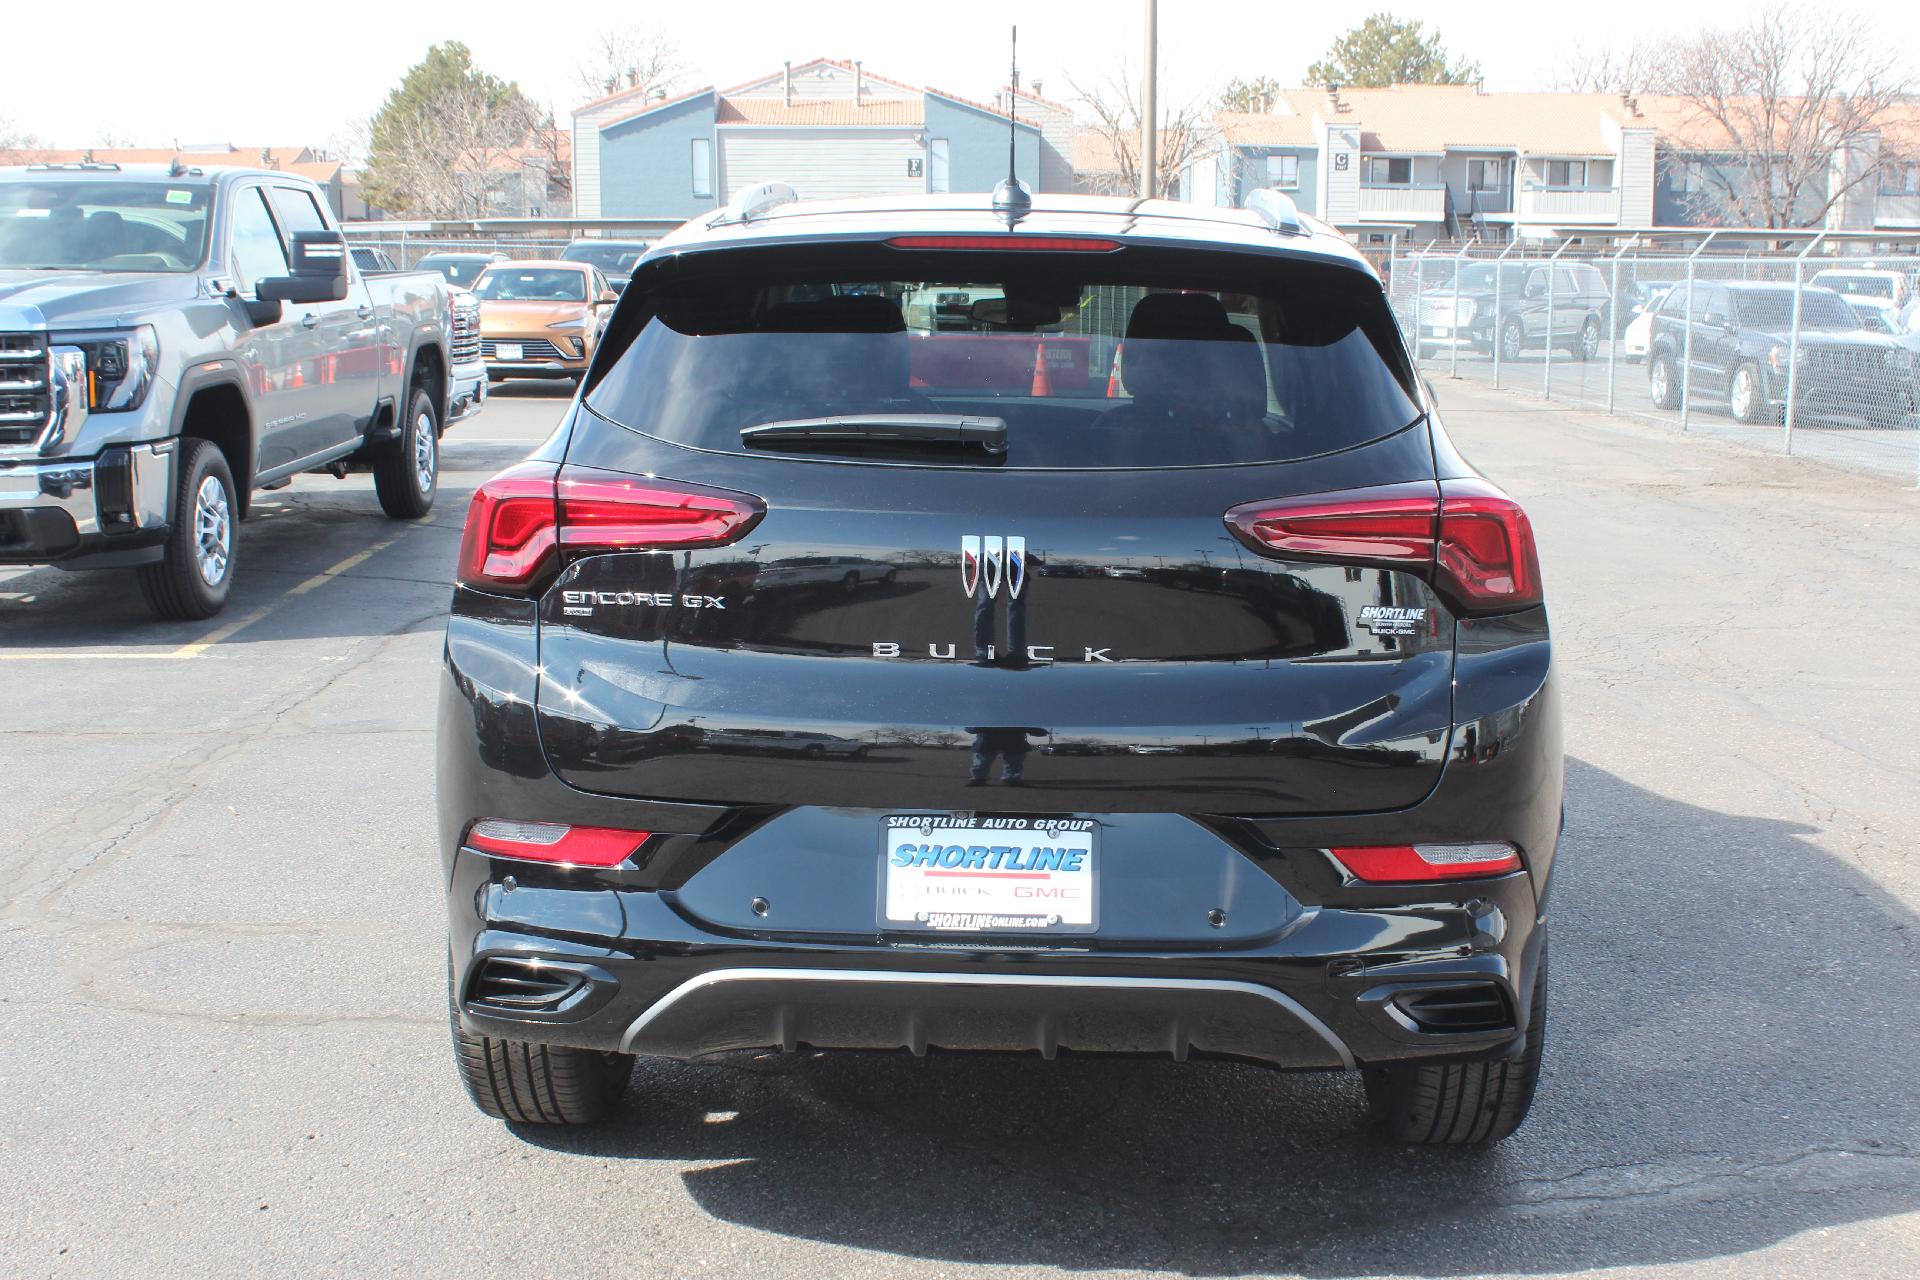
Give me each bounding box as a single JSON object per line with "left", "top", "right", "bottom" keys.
{"left": 1385, "top": 235, "right": 1920, "bottom": 486}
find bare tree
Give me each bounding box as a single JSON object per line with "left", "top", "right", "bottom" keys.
{"left": 573, "top": 26, "right": 684, "bottom": 101}
{"left": 1551, "top": 40, "right": 1660, "bottom": 96}
{"left": 1650, "top": 3, "right": 1913, "bottom": 228}
{"left": 0, "top": 114, "right": 38, "bottom": 151}
{"left": 376, "top": 82, "right": 541, "bottom": 218}
{"left": 1067, "top": 65, "right": 1213, "bottom": 200}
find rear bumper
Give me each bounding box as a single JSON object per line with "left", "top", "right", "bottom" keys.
{"left": 447, "top": 840, "right": 1545, "bottom": 1072}
{"left": 0, "top": 441, "right": 173, "bottom": 567}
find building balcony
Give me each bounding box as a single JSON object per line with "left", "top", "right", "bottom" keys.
{"left": 1357, "top": 183, "right": 1449, "bottom": 222}
{"left": 1517, "top": 185, "right": 1621, "bottom": 224}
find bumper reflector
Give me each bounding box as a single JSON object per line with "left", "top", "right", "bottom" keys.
{"left": 466, "top": 820, "right": 650, "bottom": 867}
{"left": 1329, "top": 842, "right": 1522, "bottom": 883}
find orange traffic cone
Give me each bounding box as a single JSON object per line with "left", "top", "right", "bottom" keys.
{"left": 1105, "top": 342, "right": 1125, "bottom": 397}
{"left": 1030, "top": 338, "right": 1053, "bottom": 397}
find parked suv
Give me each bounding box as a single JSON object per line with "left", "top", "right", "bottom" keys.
{"left": 439, "top": 187, "right": 1562, "bottom": 1145}
{"left": 1414, "top": 259, "right": 1610, "bottom": 362}
{"left": 1645, "top": 281, "right": 1916, "bottom": 427}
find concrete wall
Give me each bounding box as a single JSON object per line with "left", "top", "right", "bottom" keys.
{"left": 923, "top": 95, "right": 1040, "bottom": 193}
{"left": 597, "top": 92, "right": 719, "bottom": 218}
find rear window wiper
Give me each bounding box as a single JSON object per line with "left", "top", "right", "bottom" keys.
{"left": 740, "top": 414, "right": 1008, "bottom": 455}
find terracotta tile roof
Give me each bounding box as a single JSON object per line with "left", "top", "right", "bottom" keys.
{"left": 1625, "top": 94, "right": 1920, "bottom": 155}
{"left": 723, "top": 56, "right": 923, "bottom": 98}
{"left": 599, "top": 86, "right": 716, "bottom": 129}
{"left": 0, "top": 145, "right": 325, "bottom": 170}
{"left": 1214, "top": 111, "right": 1315, "bottom": 147}
{"left": 924, "top": 88, "right": 1043, "bottom": 130}
{"left": 1274, "top": 85, "right": 1624, "bottom": 155}
{"left": 715, "top": 97, "right": 923, "bottom": 126}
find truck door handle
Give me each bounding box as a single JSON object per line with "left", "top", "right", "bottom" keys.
{"left": 356, "top": 305, "right": 374, "bottom": 320}
{"left": 301, "top": 313, "right": 321, "bottom": 329}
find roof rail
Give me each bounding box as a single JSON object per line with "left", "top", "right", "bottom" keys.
{"left": 23, "top": 161, "right": 124, "bottom": 173}
{"left": 719, "top": 181, "right": 800, "bottom": 225}
{"left": 1245, "top": 188, "right": 1305, "bottom": 237}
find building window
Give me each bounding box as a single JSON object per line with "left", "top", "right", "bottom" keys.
{"left": 1677, "top": 160, "right": 1706, "bottom": 194}
{"left": 1266, "top": 153, "right": 1299, "bottom": 189}
{"left": 1363, "top": 156, "right": 1412, "bottom": 186}
{"left": 1544, "top": 160, "right": 1588, "bottom": 189}
{"left": 691, "top": 138, "right": 713, "bottom": 198}
{"left": 1468, "top": 159, "right": 1502, "bottom": 192}
{"left": 928, "top": 138, "right": 950, "bottom": 194}
{"left": 1882, "top": 164, "right": 1920, "bottom": 197}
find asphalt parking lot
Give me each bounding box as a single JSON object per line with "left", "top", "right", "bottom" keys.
{"left": 4, "top": 378, "right": 1919, "bottom": 1278}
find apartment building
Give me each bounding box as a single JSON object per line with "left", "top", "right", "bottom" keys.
{"left": 571, "top": 57, "right": 1068, "bottom": 219}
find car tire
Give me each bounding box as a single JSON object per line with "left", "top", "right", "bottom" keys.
{"left": 450, "top": 988, "right": 633, "bottom": 1125}
{"left": 1649, "top": 354, "right": 1679, "bottom": 410}
{"left": 137, "top": 437, "right": 238, "bottom": 621}
{"left": 1499, "top": 320, "right": 1523, "bottom": 363}
{"left": 1729, "top": 361, "right": 1770, "bottom": 425}
{"left": 1364, "top": 937, "right": 1547, "bottom": 1146}
{"left": 374, "top": 386, "right": 438, "bottom": 520}
{"left": 1576, "top": 318, "right": 1600, "bottom": 362}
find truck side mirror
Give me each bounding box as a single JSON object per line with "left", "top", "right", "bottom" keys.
{"left": 257, "top": 230, "right": 350, "bottom": 305}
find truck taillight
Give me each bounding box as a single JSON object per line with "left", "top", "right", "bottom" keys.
{"left": 1223, "top": 479, "right": 1542, "bottom": 612}
{"left": 456, "top": 463, "right": 764, "bottom": 593}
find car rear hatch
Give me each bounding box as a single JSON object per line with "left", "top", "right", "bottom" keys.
{"left": 465, "top": 234, "right": 1533, "bottom": 818}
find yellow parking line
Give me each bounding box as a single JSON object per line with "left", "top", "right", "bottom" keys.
{"left": 167, "top": 532, "right": 407, "bottom": 659}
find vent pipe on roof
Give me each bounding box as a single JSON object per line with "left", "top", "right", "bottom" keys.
{"left": 1031, "top": 78, "right": 1043, "bottom": 99}
{"left": 783, "top": 61, "right": 792, "bottom": 107}
{"left": 854, "top": 60, "right": 864, "bottom": 106}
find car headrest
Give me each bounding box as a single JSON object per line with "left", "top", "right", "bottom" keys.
{"left": 1125, "top": 292, "right": 1234, "bottom": 342}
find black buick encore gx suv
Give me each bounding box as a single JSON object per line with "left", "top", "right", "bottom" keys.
{"left": 438, "top": 184, "right": 1562, "bottom": 1146}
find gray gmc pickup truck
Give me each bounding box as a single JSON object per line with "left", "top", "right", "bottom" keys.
{"left": 0, "top": 163, "right": 485, "bottom": 619}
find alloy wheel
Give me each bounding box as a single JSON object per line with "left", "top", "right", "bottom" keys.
{"left": 193, "top": 474, "right": 232, "bottom": 587}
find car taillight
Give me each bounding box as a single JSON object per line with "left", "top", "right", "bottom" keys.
{"left": 1329, "top": 842, "right": 1522, "bottom": 883}
{"left": 456, "top": 463, "right": 764, "bottom": 593}
{"left": 465, "top": 819, "right": 651, "bottom": 867}
{"left": 1223, "top": 479, "right": 1542, "bottom": 612}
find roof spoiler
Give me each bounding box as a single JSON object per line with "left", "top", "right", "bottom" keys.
{"left": 1245, "top": 188, "right": 1305, "bottom": 237}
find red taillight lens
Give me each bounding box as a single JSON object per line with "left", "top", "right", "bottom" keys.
{"left": 1437, "top": 479, "right": 1542, "bottom": 609}
{"left": 456, "top": 464, "right": 764, "bottom": 593}
{"left": 1225, "top": 482, "right": 1438, "bottom": 567}
{"left": 884, "top": 235, "right": 1122, "bottom": 252}
{"left": 465, "top": 819, "right": 651, "bottom": 867}
{"left": 457, "top": 461, "right": 561, "bottom": 592}
{"left": 1329, "top": 842, "right": 1523, "bottom": 883}
{"left": 556, "top": 469, "right": 764, "bottom": 552}
{"left": 1223, "top": 479, "right": 1542, "bottom": 613}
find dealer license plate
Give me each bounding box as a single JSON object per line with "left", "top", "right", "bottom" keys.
{"left": 494, "top": 342, "right": 523, "bottom": 361}
{"left": 881, "top": 814, "right": 1097, "bottom": 933}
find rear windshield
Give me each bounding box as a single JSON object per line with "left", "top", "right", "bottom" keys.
{"left": 0, "top": 179, "right": 210, "bottom": 272}
{"left": 1816, "top": 273, "right": 1894, "bottom": 299}
{"left": 474, "top": 266, "right": 588, "bottom": 302}
{"left": 563, "top": 242, "right": 647, "bottom": 273}
{"left": 419, "top": 255, "right": 493, "bottom": 287}
{"left": 585, "top": 246, "right": 1419, "bottom": 468}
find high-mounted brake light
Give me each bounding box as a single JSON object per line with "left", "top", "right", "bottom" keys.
{"left": 456, "top": 463, "right": 764, "bottom": 593}
{"left": 885, "top": 235, "right": 1122, "bottom": 252}
{"left": 466, "top": 820, "right": 652, "bottom": 868}
{"left": 1329, "top": 842, "right": 1523, "bottom": 883}
{"left": 1223, "top": 479, "right": 1542, "bottom": 612}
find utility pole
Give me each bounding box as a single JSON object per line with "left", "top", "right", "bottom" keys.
{"left": 1141, "top": 0, "right": 1158, "bottom": 199}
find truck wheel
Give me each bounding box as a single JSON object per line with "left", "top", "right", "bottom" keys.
{"left": 451, "top": 993, "right": 632, "bottom": 1125}
{"left": 1576, "top": 318, "right": 1601, "bottom": 362}
{"left": 374, "top": 386, "right": 438, "bottom": 519}
{"left": 1729, "top": 362, "right": 1773, "bottom": 424}
{"left": 137, "top": 437, "right": 237, "bottom": 621}
{"left": 1499, "top": 319, "right": 1524, "bottom": 363}
{"left": 1364, "top": 938, "right": 1547, "bottom": 1146}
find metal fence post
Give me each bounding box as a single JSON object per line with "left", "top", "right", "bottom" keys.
{"left": 1783, "top": 233, "right": 1823, "bottom": 456}
{"left": 1450, "top": 244, "right": 1468, "bottom": 379}
{"left": 1607, "top": 240, "right": 1629, "bottom": 415}
{"left": 1491, "top": 240, "right": 1517, "bottom": 391}
{"left": 1679, "top": 231, "right": 1719, "bottom": 432}
{"left": 1544, "top": 237, "right": 1573, "bottom": 401}
{"left": 1413, "top": 244, "right": 1430, "bottom": 365}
